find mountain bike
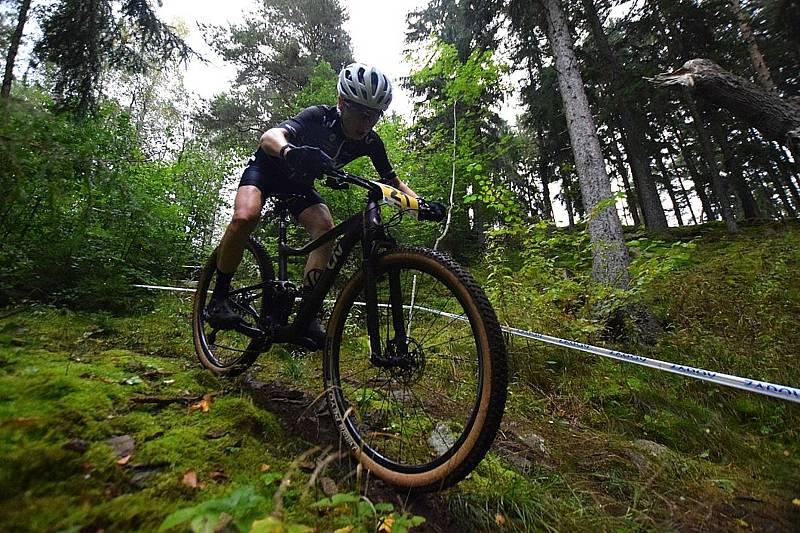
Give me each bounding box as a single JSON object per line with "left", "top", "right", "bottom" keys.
{"left": 192, "top": 169, "right": 507, "bottom": 492}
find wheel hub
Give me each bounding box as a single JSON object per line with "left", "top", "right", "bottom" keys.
{"left": 384, "top": 338, "right": 426, "bottom": 385}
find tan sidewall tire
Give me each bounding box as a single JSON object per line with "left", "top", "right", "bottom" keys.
{"left": 324, "top": 248, "right": 506, "bottom": 491}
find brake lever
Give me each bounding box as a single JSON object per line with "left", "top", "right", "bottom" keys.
{"left": 324, "top": 177, "right": 349, "bottom": 190}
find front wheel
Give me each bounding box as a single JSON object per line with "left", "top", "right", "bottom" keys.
{"left": 192, "top": 238, "right": 274, "bottom": 376}
{"left": 323, "top": 247, "right": 507, "bottom": 492}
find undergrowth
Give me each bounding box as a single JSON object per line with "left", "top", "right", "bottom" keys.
{"left": 1, "top": 221, "right": 799, "bottom": 531}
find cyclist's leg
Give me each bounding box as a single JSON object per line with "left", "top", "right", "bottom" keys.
{"left": 216, "top": 185, "right": 264, "bottom": 274}
{"left": 294, "top": 202, "right": 334, "bottom": 346}
{"left": 296, "top": 203, "right": 334, "bottom": 289}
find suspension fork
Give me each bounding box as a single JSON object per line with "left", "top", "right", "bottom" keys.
{"left": 362, "top": 199, "right": 406, "bottom": 364}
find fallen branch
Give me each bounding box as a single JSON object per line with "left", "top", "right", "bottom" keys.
{"left": 272, "top": 445, "right": 327, "bottom": 520}
{"left": 130, "top": 390, "right": 222, "bottom": 407}
{"left": 649, "top": 58, "right": 800, "bottom": 156}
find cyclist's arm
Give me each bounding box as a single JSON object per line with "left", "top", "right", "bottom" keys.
{"left": 259, "top": 127, "right": 293, "bottom": 158}
{"left": 368, "top": 134, "right": 418, "bottom": 198}
{"left": 386, "top": 176, "right": 417, "bottom": 198}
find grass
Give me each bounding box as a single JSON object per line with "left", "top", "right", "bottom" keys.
{"left": 1, "top": 222, "right": 799, "bottom": 531}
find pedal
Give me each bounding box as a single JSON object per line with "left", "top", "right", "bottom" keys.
{"left": 292, "top": 335, "right": 322, "bottom": 352}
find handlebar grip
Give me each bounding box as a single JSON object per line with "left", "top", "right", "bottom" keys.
{"left": 418, "top": 200, "right": 446, "bottom": 222}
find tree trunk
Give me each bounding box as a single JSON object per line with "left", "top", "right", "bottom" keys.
{"left": 536, "top": 124, "right": 555, "bottom": 221}
{"left": 651, "top": 59, "right": 800, "bottom": 160}
{"left": 771, "top": 175, "right": 797, "bottom": 217}
{"left": 564, "top": 187, "right": 576, "bottom": 228}
{"left": 608, "top": 138, "right": 642, "bottom": 226}
{"left": 729, "top": 0, "right": 776, "bottom": 91}
{"left": 672, "top": 122, "right": 715, "bottom": 222}
{"left": 654, "top": 155, "right": 683, "bottom": 226}
{"left": 708, "top": 118, "right": 762, "bottom": 219}
{"left": 542, "top": 0, "right": 630, "bottom": 288}
{"left": 582, "top": 0, "right": 668, "bottom": 233}
{"left": 683, "top": 91, "right": 740, "bottom": 232}
{"left": 526, "top": 56, "right": 555, "bottom": 222}
{"left": 769, "top": 142, "right": 800, "bottom": 209}
{"left": 1, "top": 0, "right": 32, "bottom": 99}
{"left": 664, "top": 145, "right": 699, "bottom": 224}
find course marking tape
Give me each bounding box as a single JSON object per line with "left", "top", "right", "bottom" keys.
{"left": 135, "top": 284, "right": 800, "bottom": 404}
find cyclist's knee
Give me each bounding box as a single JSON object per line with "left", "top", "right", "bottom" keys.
{"left": 228, "top": 210, "right": 259, "bottom": 234}
{"left": 299, "top": 204, "right": 334, "bottom": 238}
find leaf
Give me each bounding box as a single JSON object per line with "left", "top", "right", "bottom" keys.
{"left": 312, "top": 492, "right": 361, "bottom": 509}
{"left": 377, "top": 515, "right": 395, "bottom": 533}
{"left": 182, "top": 469, "right": 200, "bottom": 489}
{"left": 792, "top": 498, "right": 800, "bottom": 507}
{"left": 260, "top": 463, "right": 271, "bottom": 472}
{"left": 116, "top": 454, "right": 132, "bottom": 465}
{"left": 374, "top": 502, "right": 394, "bottom": 513}
{"left": 250, "top": 516, "right": 314, "bottom": 533}
{"left": 333, "top": 527, "right": 354, "bottom": 533}
{"left": 261, "top": 472, "right": 282, "bottom": 487}
{"left": 190, "top": 393, "right": 214, "bottom": 413}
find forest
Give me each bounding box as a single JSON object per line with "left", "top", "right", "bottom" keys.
{"left": 1, "top": 0, "right": 799, "bottom": 531}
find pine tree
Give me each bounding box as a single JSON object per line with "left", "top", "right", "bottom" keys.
{"left": 540, "top": 0, "right": 630, "bottom": 287}
{"left": 33, "top": 0, "right": 192, "bottom": 117}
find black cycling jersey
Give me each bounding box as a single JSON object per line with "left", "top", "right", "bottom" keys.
{"left": 247, "top": 105, "right": 397, "bottom": 183}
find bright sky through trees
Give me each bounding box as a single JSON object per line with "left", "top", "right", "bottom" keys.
{"left": 156, "top": 0, "right": 427, "bottom": 117}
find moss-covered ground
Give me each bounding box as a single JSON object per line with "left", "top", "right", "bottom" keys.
{"left": 1, "top": 222, "right": 799, "bottom": 531}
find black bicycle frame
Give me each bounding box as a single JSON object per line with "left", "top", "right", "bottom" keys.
{"left": 267, "top": 186, "right": 405, "bottom": 361}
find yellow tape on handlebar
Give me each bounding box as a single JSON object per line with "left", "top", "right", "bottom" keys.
{"left": 378, "top": 183, "right": 419, "bottom": 218}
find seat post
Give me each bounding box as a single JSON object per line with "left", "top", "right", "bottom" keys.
{"left": 276, "top": 201, "right": 290, "bottom": 281}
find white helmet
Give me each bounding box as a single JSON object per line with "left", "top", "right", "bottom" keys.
{"left": 337, "top": 63, "right": 393, "bottom": 111}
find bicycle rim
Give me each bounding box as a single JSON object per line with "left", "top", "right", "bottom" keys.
{"left": 193, "top": 239, "right": 272, "bottom": 375}
{"left": 324, "top": 248, "right": 506, "bottom": 491}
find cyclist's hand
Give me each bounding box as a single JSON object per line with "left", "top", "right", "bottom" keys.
{"left": 284, "top": 145, "right": 335, "bottom": 185}
{"left": 419, "top": 200, "right": 446, "bottom": 222}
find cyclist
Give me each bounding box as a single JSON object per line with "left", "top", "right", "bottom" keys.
{"left": 205, "top": 62, "right": 434, "bottom": 346}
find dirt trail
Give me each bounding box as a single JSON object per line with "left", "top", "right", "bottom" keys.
{"left": 242, "top": 377, "right": 800, "bottom": 533}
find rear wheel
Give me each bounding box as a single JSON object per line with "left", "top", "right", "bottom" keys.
{"left": 192, "top": 238, "right": 274, "bottom": 376}
{"left": 323, "top": 247, "right": 507, "bottom": 492}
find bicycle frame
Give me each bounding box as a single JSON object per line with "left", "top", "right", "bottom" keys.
{"left": 251, "top": 170, "right": 408, "bottom": 361}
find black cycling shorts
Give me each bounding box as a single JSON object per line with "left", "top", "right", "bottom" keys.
{"left": 239, "top": 165, "right": 326, "bottom": 219}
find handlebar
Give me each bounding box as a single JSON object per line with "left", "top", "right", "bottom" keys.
{"left": 322, "top": 169, "right": 445, "bottom": 222}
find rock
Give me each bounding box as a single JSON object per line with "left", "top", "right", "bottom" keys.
{"left": 623, "top": 449, "right": 651, "bottom": 475}
{"left": 428, "top": 423, "right": 456, "bottom": 456}
{"left": 633, "top": 439, "right": 670, "bottom": 458}
{"left": 130, "top": 466, "right": 161, "bottom": 487}
{"left": 205, "top": 428, "right": 228, "bottom": 439}
{"left": 320, "top": 476, "right": 338, "bottom": 496}
{"left": 519, "top": 432, "right": 548, "bottom": 455}
{"left": 105, "top": 435, "right": 135, "bottom": 458}
{"left": 504, "top": 454, "right": 533, "bottom": 472}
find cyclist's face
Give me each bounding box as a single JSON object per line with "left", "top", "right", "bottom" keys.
{"left": 339, "top": 97, "right": 382, "bottom": 140}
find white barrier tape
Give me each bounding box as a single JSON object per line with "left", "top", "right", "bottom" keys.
{"left": 133, "top": 284, "right": 195, "bottom": 293}
{"left": 502, "top": 327, "right": 800, "bottom": 405}
{"left": 135, "top": 285, "right": 800, "bottom": 404}
{"left": 356, "top": 302, "right": 800, "bottom": 405}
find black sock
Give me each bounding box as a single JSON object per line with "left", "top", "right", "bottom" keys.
{"left": 303, "top": 268, "right": 323, "bottom": 291}
{"left": 211, "top": 270, "right": 235, "bottom": 303}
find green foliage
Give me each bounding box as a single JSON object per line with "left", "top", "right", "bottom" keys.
{"left": 312, "top": 492, "right": 425, "bottom": 533}
{"left": 288, "top": 62, "right": 338, "bottom": 114}
{"left": 406, "top": 40, "right": 525, "bottom": 257}
{"left": 33, "top": 0, "right": 193, "bottom": 116}
{"left": 198, "top": 0, "right": 352, "bottom": 150}
{"left": 0, "top": 89, "right": 233, "bottom": 310}
{"left": 159, "top": 486, "right": 268, "bottom": 532}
